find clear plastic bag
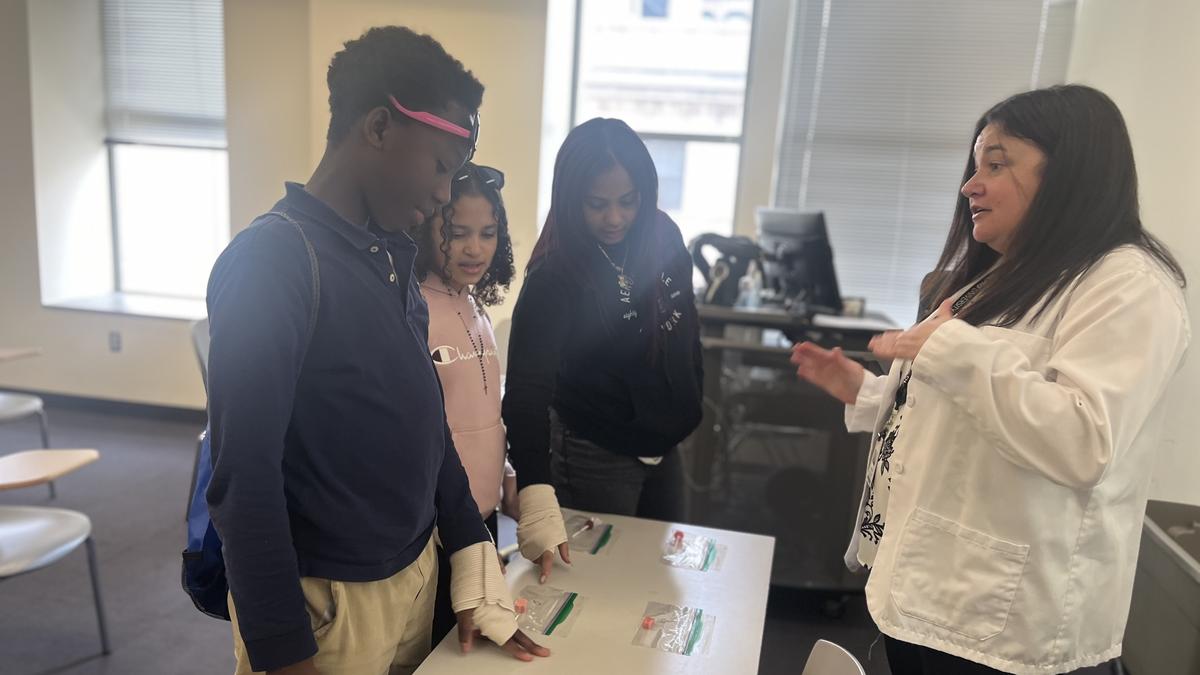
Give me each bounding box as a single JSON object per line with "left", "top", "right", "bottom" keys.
{"left": 661, "top": 529, "right": 726, "bottom": 571}
{"left": 564, "top": 514, "right": 615, "bottom": 555}
{"left": 630, "top": 601, "right": 716, "bottom": 656}
{"left": 514, "top": 585, "right": 582, "bottom": 637}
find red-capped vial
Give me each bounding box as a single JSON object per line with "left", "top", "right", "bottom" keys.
{"left": 642, "top": 616, "right": 655, "bottom": 630}
{"left": 672, "top": 530, "right": 685, "bottom": 544}
{"left": 514, "top": 598, "right": 528, "bottom": 614}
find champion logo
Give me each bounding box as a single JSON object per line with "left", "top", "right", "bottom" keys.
{"left": 430, "top": 344, "right": 498, "bottom": 365}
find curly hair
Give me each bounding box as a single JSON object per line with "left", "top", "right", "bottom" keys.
{"left": 325, "top": 26, "right": 484, "bottom": 144}
{"left": 410, "top": 164, "right": 515, "bottom": 307}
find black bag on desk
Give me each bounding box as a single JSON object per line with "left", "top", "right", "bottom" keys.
{"left": 689, "top": 233, "right": 762, "bottom": 306}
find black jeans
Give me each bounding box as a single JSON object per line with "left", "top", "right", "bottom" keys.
{"left": 431, "top": 511, "right": 499, "bottom": 644}
{"left": 885, "top": 636, "right": 1121, "bottom": 675}
{"left": 549, "top": 411, "right": 684, "bottom": 522}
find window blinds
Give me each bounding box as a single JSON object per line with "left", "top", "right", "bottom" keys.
{"left": 102, "top": 0, "right": 226, "bottom": 148}
{"left": 773, "top": 0, "right": 1074, "bottom": 323}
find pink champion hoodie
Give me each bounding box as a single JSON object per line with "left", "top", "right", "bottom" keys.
{"left": 420, "top": 279, "right": 506, "bottom": 516}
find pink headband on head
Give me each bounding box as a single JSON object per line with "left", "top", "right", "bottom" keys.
{"left": 388, "top": 95, "right": 471, "bottom": 139}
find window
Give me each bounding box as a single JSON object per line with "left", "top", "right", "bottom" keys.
{"left": 102, "top": 0, "right": 229, "bottom": 300}
{"left": 573, "top": 0, "right": 756, "bottom": 245}
{"left": 642, "top": 0, "right": 669, "bottom": 18}
{"left": 644, "top": 139, "right": 684, "bottom": 210}
{"left": 773, "top": 0, "right": 1075, "bottom": 323}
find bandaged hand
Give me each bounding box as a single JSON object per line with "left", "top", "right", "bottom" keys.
{"left": 516, "top": 484, "right": 571, "bottom": 582}
{"left": 450, "top": 540, "right": 516, "bottom": 643}
{"left": 450, "top": 541, "right": 551, "bottom": 662}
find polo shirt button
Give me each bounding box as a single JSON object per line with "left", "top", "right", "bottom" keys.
{"left": 370, "top": 245, "right": 380, "bottom": 253}
{"left": 389, "top": 273, "right": 397, "bottom": 283}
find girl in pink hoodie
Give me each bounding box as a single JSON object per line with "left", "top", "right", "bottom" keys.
{"left": 411, "top": 163, "right": 519, "bottom": 642}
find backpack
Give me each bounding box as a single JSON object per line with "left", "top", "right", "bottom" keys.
{"left": 182, "top": 211, "right": 320, "bottom": 620}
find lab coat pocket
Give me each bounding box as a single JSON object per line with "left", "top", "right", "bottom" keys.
{"left": 891, "top": 508, "right": 1030, "bottom": 641}
{"left": 979, "top": 325, "right": 1053, "bottom": 371}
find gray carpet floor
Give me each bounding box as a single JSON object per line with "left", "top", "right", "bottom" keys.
{"left": 0, "top": 402, "right": 895, "bottom": 674}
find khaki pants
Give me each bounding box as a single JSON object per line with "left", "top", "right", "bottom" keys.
{"left": 229, "top": 537, "right": 438, "bottom": 675}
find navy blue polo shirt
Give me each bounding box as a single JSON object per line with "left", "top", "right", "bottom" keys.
{"left": 205, "top": 183, "right": 488, "bottom": 671}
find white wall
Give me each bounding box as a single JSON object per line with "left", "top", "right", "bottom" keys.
{"left": 27, "top": 0, "right": 114, "bottom": 305}
{"left": 1068, "top": 0, "right": 1200, "bottom": 505}
{"left": 536, "top": 0, "right": 575, "bottom": 230}
{"left": 734, "top": 0, "right": 793, "bottom": 237}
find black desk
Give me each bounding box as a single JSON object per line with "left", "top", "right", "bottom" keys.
{"left": 696, "top": 304, "right": 893, "bottom": 347}
{"left": 683, "top": 303, "right": 894, "bottom": 598}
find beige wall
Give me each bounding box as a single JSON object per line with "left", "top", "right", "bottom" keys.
{"left": 1068, "top": 0, "right": 1200, "bottom": 505}
{"left": 303, "top": 0, "right": 549, "bottom": 332}
{"left": 225, "top": 0, "right": 312, "bottom": 235}
{"left": 0, "top": 0, "right": 203, "bottom": 409}
{"left": 227, "top": 0, "right": 549, "bottom": 359}
{"left": 1, "top": 0, "right": 777, "bottom": 408}
{"left": 0, "top": 0, "right": 548, "bottom": 409}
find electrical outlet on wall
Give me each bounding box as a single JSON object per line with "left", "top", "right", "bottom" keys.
{"left": 108, "top": 330, "right": 122, "bottom": 353}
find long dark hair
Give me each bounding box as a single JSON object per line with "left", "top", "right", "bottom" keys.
{"left": 410, "top": 163, "right": 515, "bottom": 307}
{"left": 530, "top": 117, "right": 667, "bottom": 329}
{"left": 924, "top": 84, "right": 1185, "bottom": 327}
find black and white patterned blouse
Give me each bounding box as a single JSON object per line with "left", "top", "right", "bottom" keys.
{"left": 856, "top": 364, "right": 911, "bottom": 568}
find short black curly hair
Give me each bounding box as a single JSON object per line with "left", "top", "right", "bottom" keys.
{"left": 325, "top": 26, "right": 484, "bottom": 144}
{"left": 410, "top": 164, "right": 515, "bottom": 307}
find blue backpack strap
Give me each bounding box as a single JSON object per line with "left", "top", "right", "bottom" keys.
{"left": 183, "top": 210, "right": 321, "bottom": 620}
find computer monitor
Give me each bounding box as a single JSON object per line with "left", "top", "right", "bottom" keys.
{"left": 755, "top": 208, "right": 843, "bottom": 314}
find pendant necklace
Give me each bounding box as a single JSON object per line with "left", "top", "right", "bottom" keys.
{"left": 597, "top": 243, "right": 632, "bottom": 292}
{"left": 443, "top": 280, "right": 489, "bottom": 394}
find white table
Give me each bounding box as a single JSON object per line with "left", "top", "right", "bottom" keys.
{"left": 416, "top": 510, "right": 775, "bottom": 674}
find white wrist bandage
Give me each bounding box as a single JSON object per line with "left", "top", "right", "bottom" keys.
{"left": 516, "top": 484, "right": 569, "bottom": 563}
{"left": 449, "top": 541, "right": 517, "bottom": 645}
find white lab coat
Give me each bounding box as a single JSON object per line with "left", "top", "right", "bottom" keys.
{"left": 844, "top": 246, "right": 1190, "bottom": 674}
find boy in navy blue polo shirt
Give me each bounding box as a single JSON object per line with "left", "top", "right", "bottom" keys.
{"left": 205, "top": 26, "right": 548, "bottom": 675}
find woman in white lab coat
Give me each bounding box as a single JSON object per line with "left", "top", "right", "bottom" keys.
{"left": 792, "top": 85, "right": 1189, "bottom": 674}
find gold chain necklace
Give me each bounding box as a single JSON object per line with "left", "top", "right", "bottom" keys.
{"left": 596, "top": 243, "right": 633, "bottom": 292}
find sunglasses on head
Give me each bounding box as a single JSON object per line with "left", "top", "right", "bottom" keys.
{"left": 388, "top": 94, "right": 479, "bottom": 164}
{"left": 456, "top": 164, "right": 505, "bottom": 191}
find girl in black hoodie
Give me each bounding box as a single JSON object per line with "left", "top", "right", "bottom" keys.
{"left": 503, "top": 118, "right": 703, "bottom": 581}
